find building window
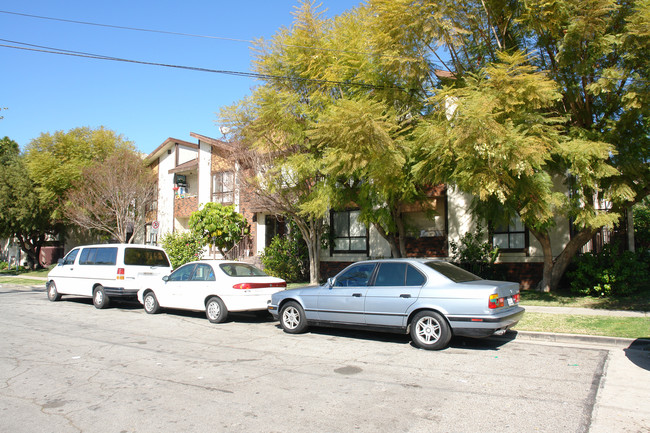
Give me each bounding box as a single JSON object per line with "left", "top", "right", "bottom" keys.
{"left": 331, "top": 209, "right": 368, "bottom": 254}
{"left": 212, "top": 171, "right": 234, "bottom": 204}
{"left": 492, "top": 214, "right": 527, "bottom": 251}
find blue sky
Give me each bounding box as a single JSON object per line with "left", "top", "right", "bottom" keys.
{"left": 1, "top": 0, "right": 361, "bottom": 154}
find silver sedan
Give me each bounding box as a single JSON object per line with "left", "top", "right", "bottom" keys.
{"left": 268, "top": 258, "right": 524, "bottom": 350}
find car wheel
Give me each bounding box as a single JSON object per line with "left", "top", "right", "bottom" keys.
{"left": 410, "top": 310, "right": 451, "bottom": 350}
{"left": 143, "top": 291, "right": 160, "bottom": 314}
{"left": 47, "top": 281, "right": 61, "bottom": 302}
{"left": 93, "top": 285, "right": 110, "bottom": 309}
{"left": 279, "top": 301, "right": 308, "bottom": 334}
{"left": 205, "top": 297, "right": 228, "bottom": 323}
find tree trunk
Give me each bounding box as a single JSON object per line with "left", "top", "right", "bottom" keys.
{"left": 392, "top": 207, "right": 408, "bottom": 257}
{"left": 529, "top": 226, "right": 598, "bottom": 292}
{"left": 372, "top": 222, "right": 401, "bottom": 258}
{"left": 16, "top": 234, "right": 43, "bottom": 270}
{"left": 529, "top": 229, "right": 553, "bottom": 292}
{"left": 549, "top": 228, "right": 598, "bottom": 290}
{"left": 294, "top": 216, "right": 322, "bottom": 285}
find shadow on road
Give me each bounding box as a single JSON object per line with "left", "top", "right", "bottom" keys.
{"left": 283, "top": 326, "right": 518, "bottom": 351}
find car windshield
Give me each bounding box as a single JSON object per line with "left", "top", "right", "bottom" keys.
{"left": 219, "top": 263, "right": 268, "bottom": 277}
{"left": 424, "top": 261, "right": 482, "bottom": 283}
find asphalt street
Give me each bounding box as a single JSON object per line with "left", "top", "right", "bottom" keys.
{"left": 0, "top": 283, "right": 648, "bottom": 433}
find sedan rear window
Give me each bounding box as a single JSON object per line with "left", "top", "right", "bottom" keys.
{"left": 424, "top": 261, "right": 482, "bottom": 283}
{"left": 219, "top": 263, "right": 268, "bottom": 277}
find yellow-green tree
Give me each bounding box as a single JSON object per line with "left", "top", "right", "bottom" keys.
{"left": 371, "top": 0, "right": 649, "bottom": 291}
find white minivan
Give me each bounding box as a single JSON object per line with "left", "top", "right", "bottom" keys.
{"left": 46, "top": 244, "right": 173, "bottom": 309}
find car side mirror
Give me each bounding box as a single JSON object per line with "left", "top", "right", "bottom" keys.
{"left": 327, "top": 277, "right": 334, "bottom": 289}
{"left": 162, "top": 275, "right": 169, "bottom": 282}
{"left": 57, "top": 259, "right": 64, "bottom": 266}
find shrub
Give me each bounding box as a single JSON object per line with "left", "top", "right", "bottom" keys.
{"left": 634, "top": 201, "right": 650, "bottom": 249}
{"left": 160, "top": 231, "right": 204, "bottom": 269}
{"left": 568, "top": 244, "right": 650, "bottom": 296}
{"left": 261, "top": 235, "right": 308, "bottom": 283}
{"left": 0, "top": 261, "right": 8, "bottom": 270}
{"left": 449, "top": 223, "right": 501, "bottom": 279}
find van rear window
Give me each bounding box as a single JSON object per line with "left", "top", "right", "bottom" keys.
{"left": 79, "top": 247, "right": 118, "bottom": 265}
{"left": 124, "top": 248, "right": 170, "bottom": 267}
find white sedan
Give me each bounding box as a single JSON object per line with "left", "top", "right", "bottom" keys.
{"left": 137, "top": 260, "right": 286, "bottom": 323}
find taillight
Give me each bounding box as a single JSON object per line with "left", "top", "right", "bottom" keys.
{"left": 232, "top": 282, "right": 287, "bottom": 290}
{"left": 513, "top": 293, "right": 520, "bottom": 303}
{"left": 488, "top": 294, "right": 504, "bottom": 309}
{"left": 117, "top": 268, "right": 125, "bottom": 280}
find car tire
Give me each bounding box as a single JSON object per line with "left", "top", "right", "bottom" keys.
{"left": 279, "top": 301, "right": 308, "bottom": 334}
{"left": 143, "top": 291, "right": 160, "bottom": 314}
{"left": 410, "top": 310, "right": 451, "bottom": 350}
{"left": 93, "top": 285, "right": 110, "bottom": 309}
{"left": 47, "top": 281, "right": 61, "bottom": 302}
{"left": 205, "top": 297, "right": 228, "bottom": 323}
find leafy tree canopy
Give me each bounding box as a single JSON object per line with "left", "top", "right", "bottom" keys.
{"left": 189, "top": 203, "right": 249, "bottom": 256}
{"left": 0, "top": 137, "right": 57, "bottom": 268}
{"left": 370, "top": 0, "right": 649, "bottom": 290}
{"left": 24, "top": 126, "right": 135, "bottom": 218}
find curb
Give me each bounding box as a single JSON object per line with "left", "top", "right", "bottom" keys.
{"left": 497, "top": 330, "right": 650, "bottom": 350}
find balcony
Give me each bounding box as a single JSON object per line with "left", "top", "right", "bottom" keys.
{"left": 174, "top": 195, "right": 198, "bottom": 218}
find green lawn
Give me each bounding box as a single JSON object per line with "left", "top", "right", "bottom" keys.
{"left": 0, "top": 266, "right": 54, "bottom": 278}
{"left": 0, "top": 277, "right": 45, "bottom": 286}
{"left": 515, "top": 312, "right": 650, "bottom": 339}
{"left": 520, "top": 289, "right": 650, "bottom": 312}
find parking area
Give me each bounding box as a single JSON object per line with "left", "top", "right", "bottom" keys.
{"left": 0, "top": 284, "right": 645, "bottom": 433}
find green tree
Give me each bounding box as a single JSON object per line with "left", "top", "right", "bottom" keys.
{"left": 371, "top": 0, "right": 649, "bottom": 291}
{"left": 189, "top": 203, "right": 249, "bottom": 257}
{"left": 0, "top": 138, "right": 58, "bottom": 268}
{"left": 160, "top": 231, "right": 204, "bottom": 269}
{"left": 24, "top": 126, "right": 135, "bottom": 220}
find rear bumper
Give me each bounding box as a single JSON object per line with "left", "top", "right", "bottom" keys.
{"left": 103, "top": 286, "right": 139, "bottom": 298}
{"left": 448, "top": 307, "right": 525, "bottom": 338}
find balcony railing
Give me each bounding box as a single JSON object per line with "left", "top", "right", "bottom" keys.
{"left": 174, "top": 195, "right": 198, "bottom": 218}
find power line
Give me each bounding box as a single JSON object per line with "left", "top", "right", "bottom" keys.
{"left": 0, "top": 39, "right": 409, "bottom": 91}
{"left": 0, "top": 9, "right": 429, "bottom": 62}
{"left": 0, "top": 10, "right": 253, "bottom": 44}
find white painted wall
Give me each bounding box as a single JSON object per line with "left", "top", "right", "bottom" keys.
{"left": 446, "top": 184, "right": 476, "bottom": 247}
{"left": 256, "top": 213, "right": 267, "bottom": 254}
{"left": 198, "top": 140, "right": 212, "bottom": 206}
{"left": 156, "top": 150, "right": 176, "bottom": 240}
{"left": 178, "top": 146, "right": 197, "bottom": 165}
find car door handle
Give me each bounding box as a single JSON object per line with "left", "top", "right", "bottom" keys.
{"left": 352, "top": 293, "right": 363, "bottom": 297}
{"left": 400, "top": 294, "right": 411, "bottom": 298}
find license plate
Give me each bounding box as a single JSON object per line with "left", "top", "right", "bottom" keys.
{"left": 507, "top": 297, "right": 514, "bottom": 306}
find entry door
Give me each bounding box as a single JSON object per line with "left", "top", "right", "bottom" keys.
{"left": 317, "top": 263, "right": 376, "bottom": 324}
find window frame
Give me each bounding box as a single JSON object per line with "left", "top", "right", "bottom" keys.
{"left": 211, "top": 171, "right": 235, "bottom": 204}
{"left": 330, "top": 209, "right": 369, "bottom": 255}
{"left": 491, "top": 214, "right": 529, "bottom": 253}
